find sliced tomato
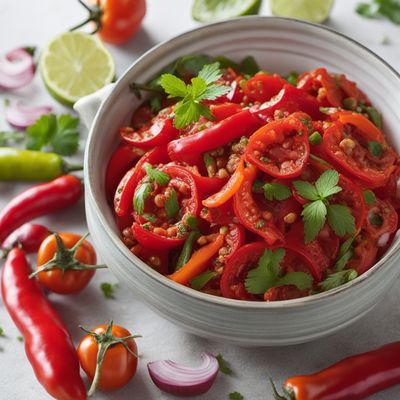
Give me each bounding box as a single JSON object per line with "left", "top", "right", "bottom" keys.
{"left": 348, "top": 233, "right": 378, "bottom": 275}
{"left": 245, "top": 113, "right": 310, "bottom": 179}
{"left": 200, "top": 200, "right": 236, "bottom": 225}
{"left": 337, "top": 74, "right": 370, "bottom": 105}
{"left": 375, "top": 165, "right": 400, "bottom": 210}
{"left": 263, "top": 285, "right": 309, "bottom": 301}
{"left": 233, "top": 164, "right": 284, "bottom": 245}
{"left": 131, "top": 244, "right": 169, "bottom": 275}
{"left": 364, "top": 197, "right": 398, "bottom": 240}
{"left": 243, "top": 73, "right": 286, "bottom": 103}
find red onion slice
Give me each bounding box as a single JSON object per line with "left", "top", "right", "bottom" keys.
{"left": 147, "top": 352, "right": 219, "bottom": 397}
{"left": 5, "top": 101, "right": 53, "bottom": 129}
{"left": 0, "top": 48, "right": 35, "bottom": 90}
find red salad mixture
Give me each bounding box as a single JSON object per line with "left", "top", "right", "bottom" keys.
{"left": 106, "top": 55, "right": 399, "bottom": 301}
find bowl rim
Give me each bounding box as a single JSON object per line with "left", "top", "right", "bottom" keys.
{"left": 85, "top": 16, "right": 400, "bottom": 310}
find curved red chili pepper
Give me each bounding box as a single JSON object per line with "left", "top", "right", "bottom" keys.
{"left": 114, "top": 145, "right": 170, "bottom": 217}
{"left": 168, "top": 110, "right": 263, "bottom": 164}
{"left": 105, "top": 143, "right": 145, "bottom": 202}
{"left": 280, "top": 341, "right": 400, "bottom": 400}
{"left": 0, "top": 175, "right": 82, "bottom": 245}
{"left": 1, "top": 248, "right": 86, "bottom": 400}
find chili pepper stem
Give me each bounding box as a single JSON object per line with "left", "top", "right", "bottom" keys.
{"left": 70, "top": 0, "right": 102, "bottom": 34}
{"left": 29, "top": 232, "right": 107, "bottom": 279}
{"left": 269, "top": 377, "right": 294, "bottom": 400}
{"left": 79, "top": 321, "right": 141, "bottom": 397}
{"left": 62, "top": 161, "right": 83, "bottom": 174}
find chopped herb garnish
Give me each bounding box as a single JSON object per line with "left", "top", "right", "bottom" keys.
{"left": 143, "top": 163, "right": 170, "bottom": 186}
{"left": 362, "top": 190, "right": 376, "bottom": 205}
{"left": 245, "top": 249, "right": 313, "bottom": 295}
{"left": 263, "top": 183, "right": 292, "bottom": 201}
{"left": 190, "top": 271, "right": 218, "bottom": 290}
{"left": 356, "top": 0, "right": 400, "bottom": 26}
{"left": 334, "top": 236, "right": 355, "bottom": 271}
{"left": 142, "top": 213, "right": 157, "bottom": 223}
{"left": 359, "top": 103, "right": 383, "bottom": 129}
{"left": 0, "top": 327, "right": 4, "bottom": 337}
{"left": 229, "top": 392, "right": 244, "bottom": 400}
{"left": 309, "top": 131, "right": 323, "bottom": 145}
{"left": 175, "top": 231, "right": 201, "bottom": 271}
{"left": 239, "top": 56, "right": 260, "bottom": 76}
{"left": 17, "top": 336, "right": 24, "bottom": 342}
{"left": 319, "top": 269, "right": 358, "bottom": 291}
{"left": 368, "top": 141, "right": 383, "bottom": 158}
{"left": 100, "top": 282, "right": 117, "bottom": 299}
{"left": 369, "top": 212, "right": 383, "bottom": 227}
{"left": 252, "top": 179, "right": 265, "bottom": 193}
{"left": 285, "top": 71, "right": 299, "bottom": 86}
{"left": 133, "top": 183, "right": 152, "bottom": 215}
{"left": 342, "top": 97, "right": 358, "bottom": 111}
{"left": 185, "top": 215, "right": 200, "bottom": 230}
{"left": 216, "top": 353, "right": 233, "bottom": 375}
{"left": 165, "top": 188, "right": 180, "bottom": 219}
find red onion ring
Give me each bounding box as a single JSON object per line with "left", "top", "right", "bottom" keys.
{"left": 0, "top": 48, "right": 35, "bottom": 90}
{"left": 5, "top": 101, "right": 53, "bottom": 129}
{"left": 147, "top": 352, "right": 219, "bottom": 397}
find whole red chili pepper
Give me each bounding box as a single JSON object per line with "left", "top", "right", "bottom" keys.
{"left": 1, "top": 248, "right": 86, "bottom": 400}
{"left": 1, "top": 223, "right": 49, "bottom": 256}
{"left": 273, "top": 341, "right": 400, "bottom": 400}
{"left": 0, "top": 175, "right": 82, "bottom": 245}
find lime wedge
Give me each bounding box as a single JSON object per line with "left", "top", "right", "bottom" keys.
{"left": 192, "top": 0, "right": 262, "bottom": 23}
{"left": 40, "top": 32, "right": 115, "bottom": 107}
{"left": 270, "top": 0, "right": 335, "bottom": 23}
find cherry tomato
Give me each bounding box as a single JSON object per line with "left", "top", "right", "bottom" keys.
{"left": 36, "top": 233, "right": 97, "bottom": 294}
{"left": 78, "top": 324, "right": 138, "bottom": 391}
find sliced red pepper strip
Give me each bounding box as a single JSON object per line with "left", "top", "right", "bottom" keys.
{"left": 105, "top": 143, "right": 145, "bottom": 203}
{"left": 245, "top": 113, "right": 310, "bottom": 179}
{"left": 233, "top": 163, "right": 284, "bottom": 245}
{"left": 132, "top": 223, "right": 184, "bottom": 250}
{"left": 114, "top": 145, "right": 170, "bottom": 217}
{"left": 202, "top": 158, "right": 245, "bottom": 208}
{"left": 209, "top": 102, "right": 243, "bottom": 121}
{"left": 169, "top": 234, "right": 225, "bottom": 285}
{"left": 243, "top": 73, "right": 286, "bottom": 103}
{"left": 167, "top": 110, "right": 263, "bottom": 164}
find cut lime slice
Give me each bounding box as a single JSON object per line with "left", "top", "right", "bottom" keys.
{"left": 192, "top": 0, "right": 262, "bottom": 23}
{"left": 40, "top": 32, "right": 115, "bottom": 107}
{"left": 270, "top": 0, "right": 334, "bottom": 23}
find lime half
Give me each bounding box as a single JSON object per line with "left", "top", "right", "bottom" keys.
{"left": 270, "top": 0, "right": 335, "bottom": 23}
{"left": 192, "top": 0, "right": 262, "bottom": 23}
{"left": 40, "top": 32, "right": 115, "bottom": 107}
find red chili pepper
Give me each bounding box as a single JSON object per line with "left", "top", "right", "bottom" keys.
{"left": 167, "top": 110, "right": 263, "bottom": 164}
{"left": 114, "top": 145, "right": 170, "bottom": 217}
{"left": 209, "top": 102, "right": 243, "bottom": 121}
{"left": 253, "top": 84, "right": 323, "bottom": 121}
{"left": 1, "top": 248, "right": 86, "bottom": 400}
{"left": 275, "top": 341, "right": 400, "bottom": 400}
{"left": 1, "top": 223, "right": 49, "bottom": 255}
{"left": 105, "top": 143, "right": 145, "bottom": 202}
{"left": 0, "top": 175, "right": 82, "bottom": 245}
{"left": 243, "top": 73, "right": 286, "bottom": 103}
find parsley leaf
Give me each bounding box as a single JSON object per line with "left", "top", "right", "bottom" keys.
{"left": 263, "top": 183, "right": 292, "bottom": 201}
{"left": 100, "top": 282, "right": 117, "bottom": 299}
{"left": 229, "top": 392, "right": 244, "bottom": 400}
{"left": 143, "top": 163, "right": 170, "bottom": 186}
{"left": 362, "top": 190, "right": 376, "bottom": 205}
{"left": 240, "top": 56, "right": 260, "bottom": 76}
{"left": 0, "top": 131, "right": 25, "bottom": 146}
{"left": 190, "top": 271, "right": 218, "bottom": 290}
{"left": 292, "top": 181, "right": 319, "bottom": 201}
{"left": 315, "top": 170, "right": 342, "bottom": 198}
{"left": 160, "top": 62, "right": 231, "bottom": 129}
{"left": 216, "top": 354, "right": 233, "bottom": 375}
{"left": 327, "top": 204, "right": 356, "bottom": 237}
{"left": 26, "top": 113, "right": 80, "bottom": 156}
{"left": 165, "top": 188, "right": 180, "bottom": 219}
{"left": 245, "top": 249, "right": 312, "bottom": 294}
{"left": 133, "top": 183, "right": 152, "bottom": 215}
{"left": 302, "top": 200, "right": 327, "bottom": 244}
{"left": 319, "top": 269, "right": 358, "bottom": 291}
{"left": 335, "top": 236, "right": 355, "bottom": 271}
{"left": 356, "top": 0, "right": 400, "bottom": 25}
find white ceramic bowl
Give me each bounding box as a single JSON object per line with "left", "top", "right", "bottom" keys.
{"left": 76, "top": 17, "right": 400, "bottom": 346}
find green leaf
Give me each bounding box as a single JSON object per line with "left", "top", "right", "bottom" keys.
{"left": 165, "top": 188, "right": 180, "bottom": 219}
{"left": 100, "top": 282, "right": 117, "bottom": 299}
{"left": 315, "top": 170, "right": 341, "bottom": 198}
{"left": 143, "top": 163, "right": 170, "bottom": 186}
{"left": 335, "top": 236, "right": 355, "bottom": 271}
{"left": 275, "top": 272, "right": 313, "bottom": 290}
{"left": 190, "top": 76, "right": 208, "bottom": 98}
{"left": 159, "top": 73, "right": 188, "bottom": 98}
{"left": 263, "top": 183, "right": 292, "bottom": 201}
{"left": 285, "top": 71, "right": 299, "bottom": 86}
{"left": 197, "top": 102, "right": 216, "bottom": 120}
{"left": 252, "top": 179, "right": 265, "bottom": 193}
{"left": 26, "top": 113, "right": 57, "bottom": 150}
{"left": 360, "top": 104, "right": 383, "bottom": 129}
{"left": 216, "top": 354, "right": 233, "bottom": 375}
{"left": 190, "top": 271, "right": 218, "bottom": 290}
{"left": 319, "top": 269, "right": 358, "bottom": 291}
{"left": 368, "top": 141, "right": 383, "bottom": 158}
{"left": 362, "top": 190, "right": 376, "bottom": 205}
{"left": 133, "top": 183, "right": 152, "bottom": 215}
{"left": 142, "top": 213, "right": 157, "bottom": 223}
{"left": 198, "top": 62, "right": 222, "bottom": 85}
{"left": 198, "top": 83, "right": 231, "bottom": 101}
{"left": 309, "top": 131, "right": 323, "bottom": 145}
{"left": 293, "top": 181, "right": 319, "bottom": 201}
{"left": 173, "top": 99, "right": 201, "bottom": 129}
{"left": 185, "top": 215, "right": 199, "bottom": 230}
{"left": 240, "top": 56, "right": 260, "bottom": 76}
{"left": 0, "top": 131, "right": 25, "bottom": 146}
{"left": 229, "top": 392, "right": 244, "bottom": 400}
{"left": 50, "top": 114, "right": 80, "bottom": 156}
{"left": 369, "top": 212, "right": 383, "bottom": 226}
{"left": 356, "top": 2, "right": 378, "bottom": 18}
{"left": 302, "top": 200, "right": 327, "bottom": 243}
{"left": 327, "top": 204, "right": 356, "bottom": 237}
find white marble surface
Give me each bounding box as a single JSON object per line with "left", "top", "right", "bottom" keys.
{"left": 0, "top": 0, "right": 400, "bottom": 399}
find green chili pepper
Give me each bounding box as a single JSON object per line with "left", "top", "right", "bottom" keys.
{"left": 175, "top": 231, "right": 201, "bottom": 271}
{"left": 0, "top": 147, "right": 82, "bottom": 181}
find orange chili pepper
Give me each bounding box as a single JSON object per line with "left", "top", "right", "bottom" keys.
{"left": 202, "top": 158, "right": 245, "bottom": 208}
{"left": 169, "top": 234, "right": 225, "bottom": 285}
{"left": 332, "top": 111, "right": 385, "bottom": 143}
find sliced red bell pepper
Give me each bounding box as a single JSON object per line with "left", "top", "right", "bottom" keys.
{"left": 167, "top": 110, "right": 263, "bottom": 164}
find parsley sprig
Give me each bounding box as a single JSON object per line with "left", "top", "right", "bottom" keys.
{"left": 160, "top": 62, "right": 231, "bottom": 129}
{"left": 245, "top": 249, "right": 312, "bottom": 295}
{"left": 293, "top": 170, "right": 356, "bottom": 243}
